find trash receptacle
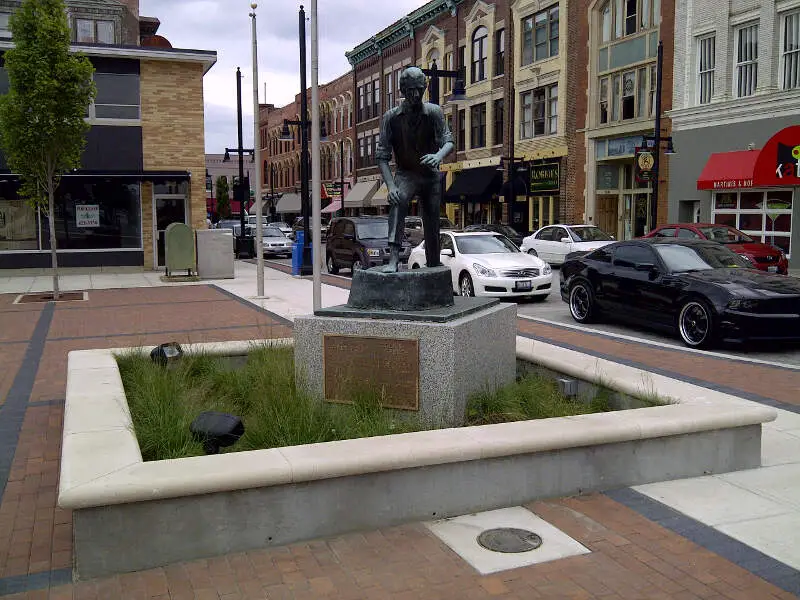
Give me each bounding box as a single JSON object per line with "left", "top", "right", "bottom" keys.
{"left": 291, "top": 231, "right": 314, "bottom": 275}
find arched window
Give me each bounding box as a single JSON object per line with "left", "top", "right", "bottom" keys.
{"left": 263, "top": 160, "right": 268, "bottom": 184}
{"left": 427, "top": 48, "right": 441, "bottom": 69}
{"left": 471, "top": 26, "right": 488, "bottom": 83}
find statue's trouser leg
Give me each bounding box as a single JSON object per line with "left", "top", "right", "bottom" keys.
{"left": 388, "top": 172, "right": 415, "bottom": 260}
{"left": 420, "top": 175, "right": 442, "bottom": 268}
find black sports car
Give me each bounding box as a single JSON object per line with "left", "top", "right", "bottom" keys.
{"left": 559, "top": 238, "right": 800, "bottom": 348}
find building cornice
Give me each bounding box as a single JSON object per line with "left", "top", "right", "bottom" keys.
{"left": 670, "top": 91, "right": 800, "bottom": 130}
{"left": 346, "top": 0, "right": 465, "bottom": 66}
{"left": 0, "top": 40, "right": 218, "bottom": 74}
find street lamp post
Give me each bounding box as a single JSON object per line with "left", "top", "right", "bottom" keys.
{"left": 498, "top": 155, "right": 528, "bottom": 230}
{"left": 339, "top": 138, "right": 345, "bottom": 217}
{"left": 250, "top": 2, "right": 263, "bottom": 297}
{"left": 224, "top": 67, "right": 254, "bottom": 259}
{"left": 421, "top": 61, "right": 467, "bottom": 106}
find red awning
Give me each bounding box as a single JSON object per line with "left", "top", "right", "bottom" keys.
{"left": 321, "top": 200, "right": 342, "bottom": 214}
{"left": 696, "top": 150, "right": 760, "bottom": 190}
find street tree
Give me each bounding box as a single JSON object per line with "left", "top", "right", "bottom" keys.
{"left": 0, "top": 0, "right": 95, "bottom": 299}
{"left": 215, "top": 175, "right": 231, "bottom": 219}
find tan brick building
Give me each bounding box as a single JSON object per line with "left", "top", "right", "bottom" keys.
{"left": 0, "top": 0, "right": 216, "bottom": 270}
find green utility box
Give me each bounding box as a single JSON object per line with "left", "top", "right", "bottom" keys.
{"left": 165, "top": 222, "right": 196, "bottom": 277}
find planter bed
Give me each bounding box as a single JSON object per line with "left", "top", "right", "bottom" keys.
{"left": 59, "top": 337, "right": 775, "bottom": 579}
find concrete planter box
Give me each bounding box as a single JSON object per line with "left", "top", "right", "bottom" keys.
{"left": 59, "top": 337, "right": 775, "bottom": 580}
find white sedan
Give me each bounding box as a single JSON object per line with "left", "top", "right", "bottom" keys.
{"left": 409, "top": 232, "right": 553, "bottom": 300}
{"left": 520, "top": 225, "right": 615, "bottom": 265}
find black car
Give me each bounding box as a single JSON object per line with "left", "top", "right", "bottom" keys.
{"left": 326, "top": 216, "right": 411, "bottom": 273}
{"left": 559, "top": 238, "right": 800, "bottom": 348}
{"left": 463, "top": 223, "right": 524, "bottom": 247}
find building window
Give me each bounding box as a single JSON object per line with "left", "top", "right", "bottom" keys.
{"left": 522, "top": 6, "right": 559, "bottom": 65}
{"left": 365, "top": 82, "right": 372, "bottom": 120}
{"left": 649, "top": 65, "right": 656, "bottom": 116}
{"left": 358, "top": 86, "right": 364, "bottom": 122}
{"left": 782, "top": 11, "right": 800, "bottom": 89}
{"left": 428, "top": 48, "right": 440, "bottom": 68}
{"left": 494, "top": 29, "right": 505, "bottom": 76}
{"left": 444, "top": 52, "right": 454, "bottom": 92}
{"left": 372, "top": 134, "right": 380, "bottom": 164}
{"left": 599, "top": 0, "right": 659, "bottom": 42}
{"left": 385, "top": 73, "right": 394, "bottom": 110}
{"left": 598, "top": 68, "right": 653, "bottom": 123}
{"left": 89, "top": 72, "right": 140, "bottom": 120}
{"left": 471, "top": 26, "right": 488, "bottom": 83}
{"left": 493, "top": 98, "right": 504, "bottom": 146}
{"left": 712, "top": 190, "right": 793, "bottom": 256}
{"left": 734, "top": 24, "right": 758, "bottom": 97}
{"left": 373, "top": 79, "right": 380, "bottom": 116}
{"left": 520, "top": 84, "right": 557, "bottom": 139}
{"left": 358, "top": 137, "right": 366, "bottom": 168}
{"left": 697, "top": 35, "right": 715, "bottom": 104}
{"left": 0, "top": 13, "right": 10, "bottom": 37}
{"left": 75, "top": 18, "right": 115, "bottom": 44}
{"left": 470, "top": 103, "right": 486, "bottom": 148}
{"left": 458, "top": 45, "right": 466, "bottom": 76}
{"left": 457, "top": 109, "right": 466, "bottom": 151}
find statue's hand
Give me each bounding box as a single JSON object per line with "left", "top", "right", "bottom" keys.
{"left": 420, "top": 154, "right": 441, "bottom": 170}
{"left": 387, "top": 186, "right": 402, "bottom": 206}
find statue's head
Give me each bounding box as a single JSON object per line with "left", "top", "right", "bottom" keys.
{"left": 399, "top": 66, "right": 427, "bottom": 107}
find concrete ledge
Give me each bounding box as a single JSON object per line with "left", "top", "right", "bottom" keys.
{"left": 59, "top": 335, "right": 776, "bottom": 579}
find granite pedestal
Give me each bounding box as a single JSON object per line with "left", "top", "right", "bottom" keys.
{"left": 294, "top": 297, "right": 517, "bottom": 428}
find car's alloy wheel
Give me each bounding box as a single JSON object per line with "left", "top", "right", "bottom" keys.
{"left": 326, "top": 254, "right": 339, "bottom": 274}
{"left": 459, "top": 274, "right": 475, "bottom": 297}
{"left": 678, "top": 300, "right": 713, "bottom": 348}
{"left": 568, "top": 281, "right": 594, "bottom": 323}
{"left": 527, "top": 248, "right": 538, "bottom": 257}
{"left": 352, "top": 256, "right": 363, "bottom": 272}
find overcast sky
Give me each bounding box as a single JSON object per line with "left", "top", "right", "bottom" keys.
{"left": 139, "top": 0, "right": 424, "bottom": 153}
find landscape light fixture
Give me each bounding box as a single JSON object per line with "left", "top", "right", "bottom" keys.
{"left": 190, "top": 411, "right": 245, "bottom": 455}
{"left": 150, "top": 342, "right": 184, "bottom": 368}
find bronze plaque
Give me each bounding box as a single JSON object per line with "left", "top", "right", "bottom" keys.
{"left": 323, "top": 335, "right": 419, "bottom": 411}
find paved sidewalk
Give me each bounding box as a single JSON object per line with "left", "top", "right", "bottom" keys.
{"left": 0, "top": 262, "right": 798, "bottom": 598}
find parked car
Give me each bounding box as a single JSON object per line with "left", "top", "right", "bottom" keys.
{"left": 260, "top": 226, "right": 293, "bottom": 257}
{"left": 215, "top": 219, "right": 240, "bottom": 232}
{"left": 269, "top": 221, "right": 293, "bottom": 237}
{"left": 560, "top": 238, "right": 800, "bottom": 348}
{"left": 326, "top": 216, "right": 411, "bottom": 273}
{"left": 463, "top": 223, "right": 525, "bottom": 247}
{"left": 642, "top": 223, "right": 789, "bottom": 274}
{"left": 404, "top": 216, "right": 456, "bottom": 246}
{"left": 292, "top": 216, "right": 328, "bottom": 240}
{"left": 409, "top": 231, "right": 552, "bottom": 300}
{"left": 521, "top": 225, "right": 615, "bottom": 265}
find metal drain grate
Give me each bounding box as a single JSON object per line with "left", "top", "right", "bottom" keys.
{"left": 476, "top": 528, "right": 543, "bottom": 553}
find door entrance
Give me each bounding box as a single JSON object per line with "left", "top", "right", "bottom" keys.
{"left": 154, "top": 194, "right": 188, "bottom": 268}
{"left": 596, "top": 195, "right": 618, "bottom": 237}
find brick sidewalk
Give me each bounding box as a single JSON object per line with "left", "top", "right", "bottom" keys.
{"left": 0, "top": 282, "right": 798, "bottom": 599}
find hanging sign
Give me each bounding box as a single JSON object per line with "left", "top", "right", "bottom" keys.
{"left": 635, "top": 148, "right": 655, "bottom": 184}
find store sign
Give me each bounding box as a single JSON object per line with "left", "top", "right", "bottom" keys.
{"left": 607, "top": 136, "right": 643, "bottom": 157}
{"left": 753, "top": 125, "right": 800, "bottom": 187}
{"left": 712, "top": 179, "right": 752, "bottom": 189}
{"left": 634, "top": 148, "right": 655, "bottom": 184}
{"left": 530, "top": 162, "right": 560, "bottom": 193}
{"left": 324, "top": 183, "right": 342, "bottom": 199}
{"left": 75, "top": 205, "right": 99, "bottom": 228}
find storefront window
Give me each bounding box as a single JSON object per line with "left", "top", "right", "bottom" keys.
{"left": 712, "top": 189, "right": 793, "bottom": 256}
{"left": 0, "top": 180, "right": 38, "bottom": 250}
{"left": 41, "top": 180, "right": 142, "bottom": 250}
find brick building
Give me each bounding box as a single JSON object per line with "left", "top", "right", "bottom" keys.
{"left": 567, "top": 0, "right": 674, "bottom": 240}
{"left": 261, "top": 71, "right": 354, "bottom": 220}
{"left": 667, "top": 0, "right": 799, "bottom": 267}
{"left": 0, "top": 0, "right": 216, "bottom": 270}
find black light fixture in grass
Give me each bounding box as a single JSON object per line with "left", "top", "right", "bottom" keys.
{"left": 190, "top": 411, "right": 245, "bottom": 455}
{"left": 150, "top": 342, "right": 183, "bottom": 368}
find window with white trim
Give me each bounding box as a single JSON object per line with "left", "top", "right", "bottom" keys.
{"left": 781, "top": 11, "right": 800, "bottom": 89}
{"left": 471, "top": 26, "right": 488, "bottom": 82}
{"left": 520, "top": 84, "right": 557, "bottom": 139}
{"left": 734, "top": 24, "right": 758, "bottom": 97}
{"left": 712, "top": 190, "right": 793, "bottom": 256}
{"left": 598, "top": 67, "right": 655, "bottom": 124}
{"left": 697, "top": 35, "right": 715, "bottom": 104}
{"left": 0, "top": 13, "right": 10, "bottom": 37}
{"left": 521, "top": 6, "right": 559, "bottom": 65}
{"left": 598, "top": 0, "right": 659, "bottom": 42}
{"left": 75, "top": 18, "right": 115, "bottom": 44}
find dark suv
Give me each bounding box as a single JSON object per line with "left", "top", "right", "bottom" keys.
{"left": 325, "top": 216, "right": 411, "bottom": 273}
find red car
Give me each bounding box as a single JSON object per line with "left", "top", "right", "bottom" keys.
{"left": 643, "top": 224, "right": 789, "bottom": 274}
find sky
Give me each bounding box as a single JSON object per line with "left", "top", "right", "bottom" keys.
{"left": 139, "top": 0, "right": 425, "bottom": 153}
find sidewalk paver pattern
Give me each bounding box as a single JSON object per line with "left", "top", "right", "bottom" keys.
{"left": 0, "top": 281, "right": 798, "bottom": 598}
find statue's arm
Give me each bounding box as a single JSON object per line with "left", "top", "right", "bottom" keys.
{"left": 376, "top": 111, "right": 396, "bottom": 191}
{"left": 434, "top": 105, "right": 455, "bottom": 162}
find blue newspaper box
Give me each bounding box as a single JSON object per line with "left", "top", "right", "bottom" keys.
{"left": 292, "top": 230, "right": 313, "bottom": 275}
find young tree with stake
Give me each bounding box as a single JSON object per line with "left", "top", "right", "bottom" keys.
{"left": 0, "top": 0, "right": 95, "bottom": 299}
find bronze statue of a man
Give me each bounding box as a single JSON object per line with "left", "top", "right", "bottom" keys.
{"left": 376, "top": 66, "right": 454, "bottom": 273}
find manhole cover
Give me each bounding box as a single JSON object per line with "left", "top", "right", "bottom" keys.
{"left": 477, "top": 528, "right": 543, "bottom": 553}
